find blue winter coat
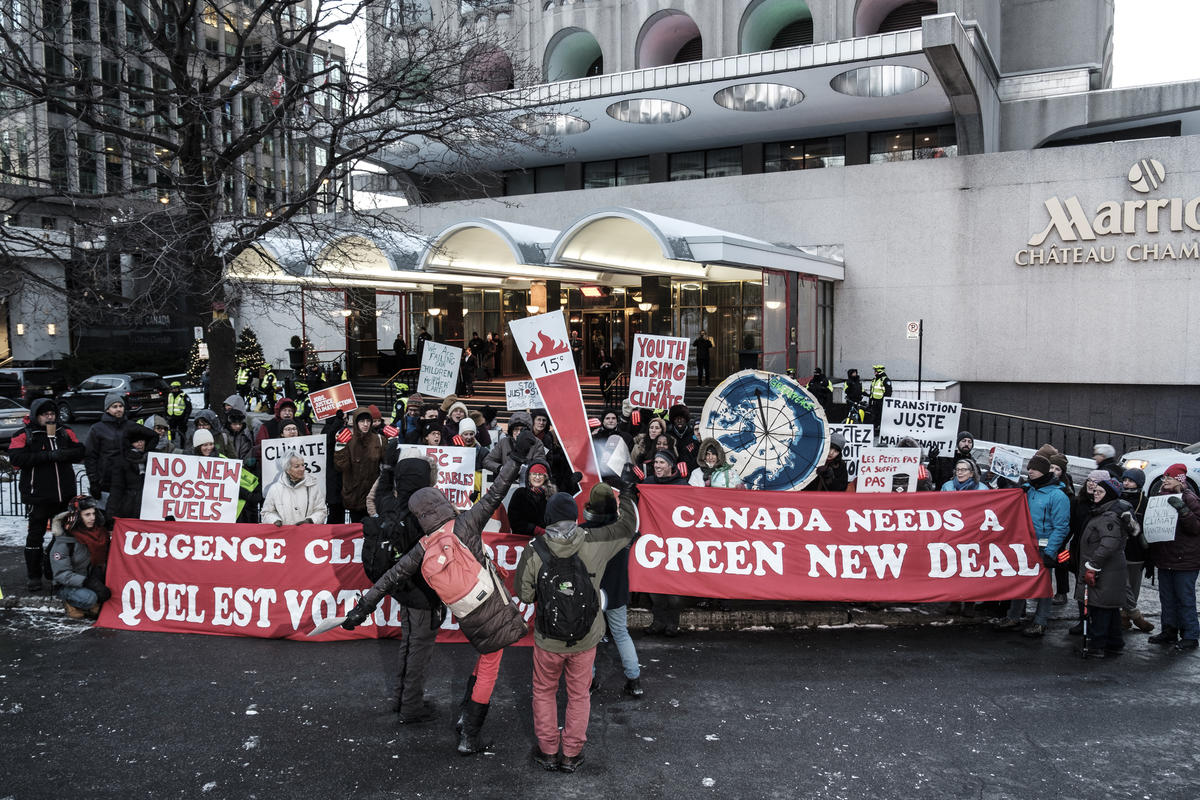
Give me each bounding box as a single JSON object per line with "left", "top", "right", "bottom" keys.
{"left": 1023, "top": 480, "right": 1071, "bottom": 555}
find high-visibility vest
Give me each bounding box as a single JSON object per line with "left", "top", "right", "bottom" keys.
{"left": 870, "top": 377, "right": 888, "bottom": 400}
{"left": 262, "top": 371, "right": 276, "bottom": 388}
{"left": 236, "top": 368, "right": 249, "bottom": 385}
{"left": 167, "top": 393, "right": 187, "bottom": 416}
{"left": 295, "top": 398, "right": 309, "bottom": 419}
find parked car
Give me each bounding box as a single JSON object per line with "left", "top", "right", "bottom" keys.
{"left": 0, "top": 367, "right": 70, "bottom": 404}
{"left": 0, "top": 396, "right": 30, "bottom": 448}
{"left": 1121, "top": 442, "right": 1200, "bottom": 496}
{"left": 57, "top": 373, "right": 167, "bottom": 423}
{"left": 162, "top": 373, "right": 207, "bottom": 418}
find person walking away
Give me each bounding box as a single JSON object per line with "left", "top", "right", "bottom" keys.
{"left": 517, "top": 487, "right": 638, "bottom": 772}
{"left": 1075, "top": 477, "right": 1129, "bottom": 658}
{"left": 693, "top": 330, "right": 713, "bottom": 386}
{"left": 9, "top": 399, "right": 84, "bottom": 591}
{"left": 1147, "top": 464, "right": 1200, "bottom": 651}
{"left": 993, "top": 454, "right": 1069, "bottom": 637}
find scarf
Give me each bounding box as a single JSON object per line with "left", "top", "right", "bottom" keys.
{"left": 951, "top": 475, "right": 979, "bottom": 491}
{"left": 73, "top": 525, "right": 110, "bottom": 569}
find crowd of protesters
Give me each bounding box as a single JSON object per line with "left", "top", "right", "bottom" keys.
{"left": 6, "top": 366, "right": 1199, "bottom": 770}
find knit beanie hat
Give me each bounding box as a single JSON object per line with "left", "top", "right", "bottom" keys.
{"left": 957, "top": 431, "right": 974, "bottom": 444}
{"left": 586, "top": 482, "right": 616, "bottom": 515}
{"left": 654, "top": 451, "right": 675, "bottom": 466}
{"left": 545, "top": 492, "right": 578, "bottom": 526}
{"left": 1087, "top": 469, "right": 1110, "bottom": 484}
{"left": 1034, "top": 443, "right": 1058, "bottom": 460}
{"left": 457, "top": 417, "right": 477, "bottom": 435}
{"left": 193, "top": 429, "right": 214, "bottom": 447}
{"left": 1165, "top": 463, "right": 1188, "bottom": 478}
{"left": 1026, "top": 454, "right": 1052, "bottom": 475}
{"left": 1049, "top": 454, "right": 1070, "bottom": 473}
{"left": 1122, "top": 468, "right": 1146, "bottom": 489}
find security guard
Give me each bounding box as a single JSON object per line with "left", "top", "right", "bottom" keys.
{"left": 236, "top": 366, "right": 251, "bottom": 400}
{"left": 165, "top": 381, "right": 192, "bottom": 443}
{"left": 260, "top": 363, "right": 278, "bottom": 408}
{"left": 390, "top": 381, "right": 409, "bottom": 425}
{"left": 868, "top": 364, "right": 892, "bottom": 430}
{"left": 293, "top": 381, "right": 313, "bottom": 428}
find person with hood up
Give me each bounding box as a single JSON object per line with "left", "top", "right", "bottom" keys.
{"left": 844, "top": 368, "right": 863, "bottom": 405}
{"left": 363, "top": 452, "right": 442, "bottom": 721}
{"left": 107, "top": 426, "right": 159, "bottom": 519}
{"left": 84, "top": 392, "right": 143, "bottom": 503}
{"left": 802, "top": 433, "right": 848, "bottom": 492}
{"left": 342, "top": 429, "right": 539, "bottom": 754}
{"left": 49, "top": 495, "right": 112, "bottom": 619}
{"left": 641, "top": 452, "right": 688, "bottom": 636}
{"left": 188, "top": 410, "right": 226, "bottom": 456}
{"left": 516, "top": 486, "right": 639, "bottom": 773}
{"left": 667, "top": 404, "right": 699, "bottom": 472}
{"left": 261, "top": 453, "right": 327, "bottom": 526}
{"left": 1075, "top": 477, "right": 1130, "bottom": 658}
{"left": 587, "top": 482, "right": 644, "bottom": 700}
{"left": 508, "top": 460, "right": 555, "bottom": 537}
{"left": 941, "top": 459, "right": 988, "bottom": 491}
{"left": 483, "top": 410, "right": 545, "bottom": 474}
{"left": 219, "top": 408, "right": 255, "bottom": 463}
{"left": 146, "top": 415, "right": 181, "bottom": 455}
{"left": 690, "top": 438, "right": 744, "bottom": 489}
{"left": 252, "top": 398, "right": 307, "bottom": 461}
{"left": 529, "top": 408, "right": 575, "bottom": 492}
{"left": 1147, "top": 464, "right": 1200, "bottom": 651}
{"left": 397, "top": 393, "right": 425, "bottom": 444}
{"left": 993, "top": 454, "right": 1070, "bottom": 637}
{"left": 334, "top": 408, "right": 385, "bottom": 524}
{"left": 9, "top": 398, "right": 85, "bottom": 591}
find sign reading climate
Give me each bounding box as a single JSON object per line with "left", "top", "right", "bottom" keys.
{"left": 1015, "top": 159, "right": 1200, "bottom": 266}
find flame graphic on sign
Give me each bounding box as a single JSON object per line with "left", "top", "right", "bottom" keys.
{"left": 525, "top": 330, "right": 569, "bottom": 360}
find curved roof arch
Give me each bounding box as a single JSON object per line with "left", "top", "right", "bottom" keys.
{"left": 317, "top": 230, "right": 426, "bottom": 274}
{"left": 421, "top": 218, "right": 603, "bottom": 282}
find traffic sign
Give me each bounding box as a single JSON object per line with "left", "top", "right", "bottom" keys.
{"left": 906, "top": 320, "right": 921, "bottom": 339}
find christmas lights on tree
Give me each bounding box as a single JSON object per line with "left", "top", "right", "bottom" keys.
{"left": 236, "top": 327, "right": 266, "bottom": 370}
{"left": 185, "top": 340, "right": 207, "bottom": 383}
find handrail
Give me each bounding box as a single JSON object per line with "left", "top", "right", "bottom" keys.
{"left": 959, "top": 406, "right": 1190, "bottom": 458}
{"left": 962, "top": 407, "right": 1189, "bottom": 447}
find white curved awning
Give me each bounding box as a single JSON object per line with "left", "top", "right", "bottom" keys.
{"left": 420, "top": 218, "right": 604, "bottom": 283}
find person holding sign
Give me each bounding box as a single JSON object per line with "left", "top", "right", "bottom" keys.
{"left": 261, "top": 454, "right": 327, "bottom": 526}
{"left": 106, "top": 427, "right": 160, "bottom": 519}
{"left": 1147, "top": 464, "right": 1200, "bottom": 651}
{"left": 334, "top": 409, "right": 385, "bottom": 524}
{"left": 1118, "top": 469, "right": 1155, "bottom": 634}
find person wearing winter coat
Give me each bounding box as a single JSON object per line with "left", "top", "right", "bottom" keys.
{"left": 690, "top": 438, "right": 744, "bottom": 489}
{"left": 1091, "top": 443, "right": 1124, "bottom": 480}
{"left": 592, "top": 408, "right": 633, "bottom": 452}
{"left": 261, "top": 453, "right": 327, "bottom": 526}
{"left": 529, "top": 408, "right": 576, "bottom": 494}
{"left": 333, "top": 408, "right": 385, "bottom": 523}
{"left": 802, "top": 434, "right": 848, "bottom": 492}
{"left": 186, "top": 409, "right": 226, "bottom": 456}
{"left": 1117, "top": 468, "right": 1154, "bottom": 633}
{"left": 640, "top": 452, "right": 689, "bottom": 636}
{"left": 482, "top": 410, "right": 545, "bottom": 474}
{"left": 253, "top": 398, "right": 308, "bottom": 461}
{"left": 587, "top": 482, "right": 643, "bottom": 700}
{"left": 218, "top": 408, "right": 255, "bottom": 462}
{"left": 1047, "top": 453, "right": 1077, "bottom": 604}
{"left": 49, "top": 495, "right": 112, "bottom": 619}
{"left": 1147, "top": 463, "right": 1200, "bottom": 651}
{"left": 807, "top": 368, "right": 833, "bottom": 412}
{"left": 940, "top": 459, "right": 988, "bottom": 491}
{"left": 107, "top": 426, "right": 160, "bottom": 519}
{"left": 1075, "top": 477, "right": 1130, "bottom": 657}
{"left": 930, "top": 432, "right": 978, "bottom": 489}
{"left": 164, "top": 382, "right": 192, "bottom": 443}
{"left": 84, "top": 392, "right": 144, "bottom": 502}
{"left": 508, "top": 460, "right": 554, "bottom": 537}
{"left": 844, "top": 368, "right": 863, "bottom": 405}
{"left": 667, "top": 404, "right": 699, "bottom": 473}
{"left": 442, "top": 401, "right": 470, "bottom": 442}
{"left": 516, "top": 488, "right": 638, "bottom": 772}
{"left": 9, "top": 398, "right": 85, "bottom": 591}
{"left": 993, "top": 454, "right": 1070, "bottom": 637}
{"left": 342, "top": 430, "right": 538, "bottom": 755}
{"left": 324, "top": 410, "right": 347, "bottom": 524}
{"left": 144, "top": 415, "right": 181, "bottom": 455}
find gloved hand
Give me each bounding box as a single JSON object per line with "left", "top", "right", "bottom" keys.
{"left": 1084, "top": 570, "right": 1097, "bottom": 587}
{"left": 245, "top": 456, "right": 258, "bottom": 470}
{"left": 341, "top": 597, "right": 374, "bottom": 630}
{"left": 510, "top": 429, "right": 538, "bottom": 463}
{"left": 1167, "top": 495, "right": 1187, "bottom": 515}
{"left": 83, "top": 574, "right": 112, "bottom": 603}
{"left": 928, "top": 445, "right": 940, "bottom": 461}
{"left": 273, "top": 519, "right": 283, "bottom": 527}
{"left": 1144, "top": 563, "right": 1156, "bottom": 581}
{"left": 1041, "top": 552, "right": 1056, "bottom": 569}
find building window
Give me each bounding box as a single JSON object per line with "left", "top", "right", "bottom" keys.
{"left": 670, "top": 148, "right": 742, "bottom": 181}
{"left": 764, "top": 137, "right": 846, "bottom": 171}
{"left": 816, "top": 280, "right": 834, "bottom": 378}
{"left": 583, "top": 156, "right": 650, "bottom": 189}
{"left": 503, "top": 165, "right": 566, "bottom": 195}
{"left": 869, "top": 125, "right": 957, "bottom": 163}
{"left": 77, "top": 133, "right": 98, "bottom": 194}
{"left": 48, "top": 129, "right": 68, "bottom": 192}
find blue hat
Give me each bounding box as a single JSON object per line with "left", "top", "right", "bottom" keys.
{"left": 1122, "top": 468, "right": 1146, "bottom": 489}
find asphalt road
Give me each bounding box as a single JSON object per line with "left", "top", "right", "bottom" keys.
{"left": 2, "top": 611, "right": 1198, "bottom": 800}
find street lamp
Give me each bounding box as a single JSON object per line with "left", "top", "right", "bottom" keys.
{"left": 526, "top": 304, "right": 540, "bottom": 314}
{"left": 427, "top": 307, "right": 442, "bottom": 317}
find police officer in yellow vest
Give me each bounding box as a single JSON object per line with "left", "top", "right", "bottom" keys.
{"left": 293, "top": 382, "right": 314, "bottom": 428}
{"left": 165, "top": 381, "right": 192, "bottom": 445}
{"left": 868, "top": 364, "right": 892, "bottom": 431}
{"left": 260, "top": 363, "right": 278, "bottom": 409}
{"left": 390, "top": 382, "right": 409, "bottom": 426}
{"left": 236, "top": 366, "right": 251, "bottom": 400}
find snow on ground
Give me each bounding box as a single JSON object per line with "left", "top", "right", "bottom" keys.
{"left": 0, "top": 514, "right": 28, "bottom": 548}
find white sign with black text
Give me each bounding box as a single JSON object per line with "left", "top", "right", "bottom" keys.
{"left": 856, "top": 447, "right": 922, "bottom": 494}
{"left": 828, "top": 423, "right": 874, "bottom": 483}
{"left": 878, "top": 398, "right": 962, "bottom": 451}
{"left": 417, "top": 341, "right": 462, "bottom": 398}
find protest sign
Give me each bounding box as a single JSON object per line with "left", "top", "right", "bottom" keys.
{"left": 628, "top": 334, "right": 689, "bottom": 410}
{"left": 422, "top": 445, "right": 477, "bottom": 509}
{"left": 97, "top": 520, "right": 535, "bottom": 644}
{"left": 139, "top": 452, "right": 242, "bottom": 523}
{"left": 828, "top": 423, "right": 874, "bottom": 483}
{"left": 309, "top": 382, "right": 357, "bottom": 421}
{"left": 417, "top": 341, "right": 461, "bottom": 398}
{"left": 630, "top": 484, "right": 1048, "bottom": 603}
{"left": 509, "top": 310, "right": 601, "bottom": 510}
{"left": 878, "top": 398, "right": 962, "bottom": 451}
{"left": 261, "top": 434, "right": 326, "bottom": 497}
{"left": 505, "top": 379, "right": 544, "bottom": 411}
{"left": 856, "top": 447, "right": 922, "bottom": 493}
{"left": 1143, "top": 495, "right": 1178, "bottom": 543}
{"left": 989, "top": 446, "right": 1023, "bottom": 483}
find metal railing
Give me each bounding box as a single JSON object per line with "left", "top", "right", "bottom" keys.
{"left": 0, "top": 463, "right": 90, "bottom": 518}
{"left": 381, "top": 368, "right": 421, "bottom": 409}
{"left": 959, "top": 407, "right": 1190, "bottom": 458}
{"left": 602, "top": 371, "right": 628, "bottom": 408}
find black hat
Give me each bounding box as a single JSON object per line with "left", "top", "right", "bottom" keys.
{"left": 545, "top": 492, "right": 578, "bottom": 526}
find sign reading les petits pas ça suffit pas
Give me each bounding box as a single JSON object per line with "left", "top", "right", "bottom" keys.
{"left": 139, "top": 452, "right": 242, "bottom": 523}
{"left": 309, "top": 382, "right": 358, "bottom": 421}
{"left": 96, "top": 520, "right": 537, "bottom": 643}
{"left": 417, "top": 341, "right": 461, "bottom": 398}
{"left": 878, "top": 398, "right": 962, "bottom": 451}
{"left": 629, "top": 485, "right": 1049, "bottom": 603}
{"left": 628, "top": 334, "right": 689, "bottom": 410}
{"left": 856, "top": 447, "right": 921, "bottom": 493}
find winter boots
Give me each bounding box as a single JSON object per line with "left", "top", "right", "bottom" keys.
{"left": 454, "top": 674, "right": 477, "bottom": 735}
{"left": 1149, "top": 626, "right": 1179, "bottom": 645}
{"left": 456, "top": 700, "right": 491, "bottom": 755}
{"left": 1123, "top": 610, "right": 1155, "bottom": 633}
{"left": 63, "top": 601, "right": 86, "bottom": 620}
{"left": 24, "top": 547, "right": 43, "bottom": 592}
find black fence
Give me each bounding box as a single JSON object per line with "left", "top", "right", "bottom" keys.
{"left": 0, "top": 464, "right": 90, "bottom": 518}
{"left": 959, "top": 407, "right": 1189, "bottom": 458}
{"left": 602, "top": 371, "right": 628, "bottom": 409}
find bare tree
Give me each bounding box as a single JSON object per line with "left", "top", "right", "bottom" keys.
{"left": 0, "top": 0, "right": 554, "bottom": 401}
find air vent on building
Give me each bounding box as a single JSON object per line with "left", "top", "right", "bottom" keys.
{"left": 672, "top": 36, "right": 703, "bottom": 64}
{"left": 877, "top": 1, "right": 936, "bottom": 34}
{"left": 770, "top": 18, "right": 814, "bottom": 49}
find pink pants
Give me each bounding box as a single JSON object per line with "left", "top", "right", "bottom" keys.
{"left": 531, "top": 645, "right": 596, "bottom": 757}
{"left": 470, "top": 649, "right": 504, "bottom": 703}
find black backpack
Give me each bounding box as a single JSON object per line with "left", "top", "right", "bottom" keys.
{"left": 529, "top": 538, "right": 600, "bottom": 647}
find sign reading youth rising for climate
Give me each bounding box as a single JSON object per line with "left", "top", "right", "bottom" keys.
{"left": 628, "top": 334, "right": 689, "bottom": 410}
{"left": 878, "top": 398, "right": 962, "bottom": 451}
{"left": 139, "top": 453, "right": 243, "bottom": 523}
{"left": 417, "top": 341, "right": 461, "bottom": 398}
{"left": 508, "top": 310, "right": 601, "bottom": 505}
{"left": 629, "top": 484, "right": 1049, "bottom": 603}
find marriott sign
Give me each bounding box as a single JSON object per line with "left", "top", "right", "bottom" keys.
{"left": 1014, "top": 160, "right": 1200, "bottom": 266}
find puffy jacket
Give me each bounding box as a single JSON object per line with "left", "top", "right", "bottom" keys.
{"left": 84, "top": 412, "right": 154, "bottom": 497}
{"left": 1074, "top": 499, "right": 1128, "bottom": 608}
{"left": 261, "top": 472, "right": 327, "bottom": 525}
{"left": 48, "top": 512, "right": 90, "bottom": 588}
{"left": 690, "top": 438, "right": 744, "bottom": 489}
{"left": 9, "top": 398, "right": 85, "bottom": 504}
{"left": 1149, "top": 488, "right": 1200, "bottom": 571}
{"left": 516, "top": 491, "right": 638, "bottom": 653}
{"left": 1024, "top": 480, "right": 1071, "bottom": 555}
{"left": 107, "top": 427, "right": 159, "bottom": 519}
{"left": 482, "top": 411, "right": 545, "bottom": 474}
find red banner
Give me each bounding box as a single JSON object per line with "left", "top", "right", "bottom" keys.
{"left": 629, "top": 486, "right": 1051, "bottom": 602}
{"left": 96, "top": 519, "right": 535, "bottom": 643}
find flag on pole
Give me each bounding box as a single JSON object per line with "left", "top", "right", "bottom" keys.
{"left": 270, "top": 73, "right": 285, "bottom": 107}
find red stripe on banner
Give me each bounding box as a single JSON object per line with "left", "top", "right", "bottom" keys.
{"left": 529, "top": 369, "right": 602, "bottom": 512}
{"left": 96, "top": 519, "right": 534, "bottom": 643}
{"left": 629, "top": 486, "right": 1050, "bottom": 602}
